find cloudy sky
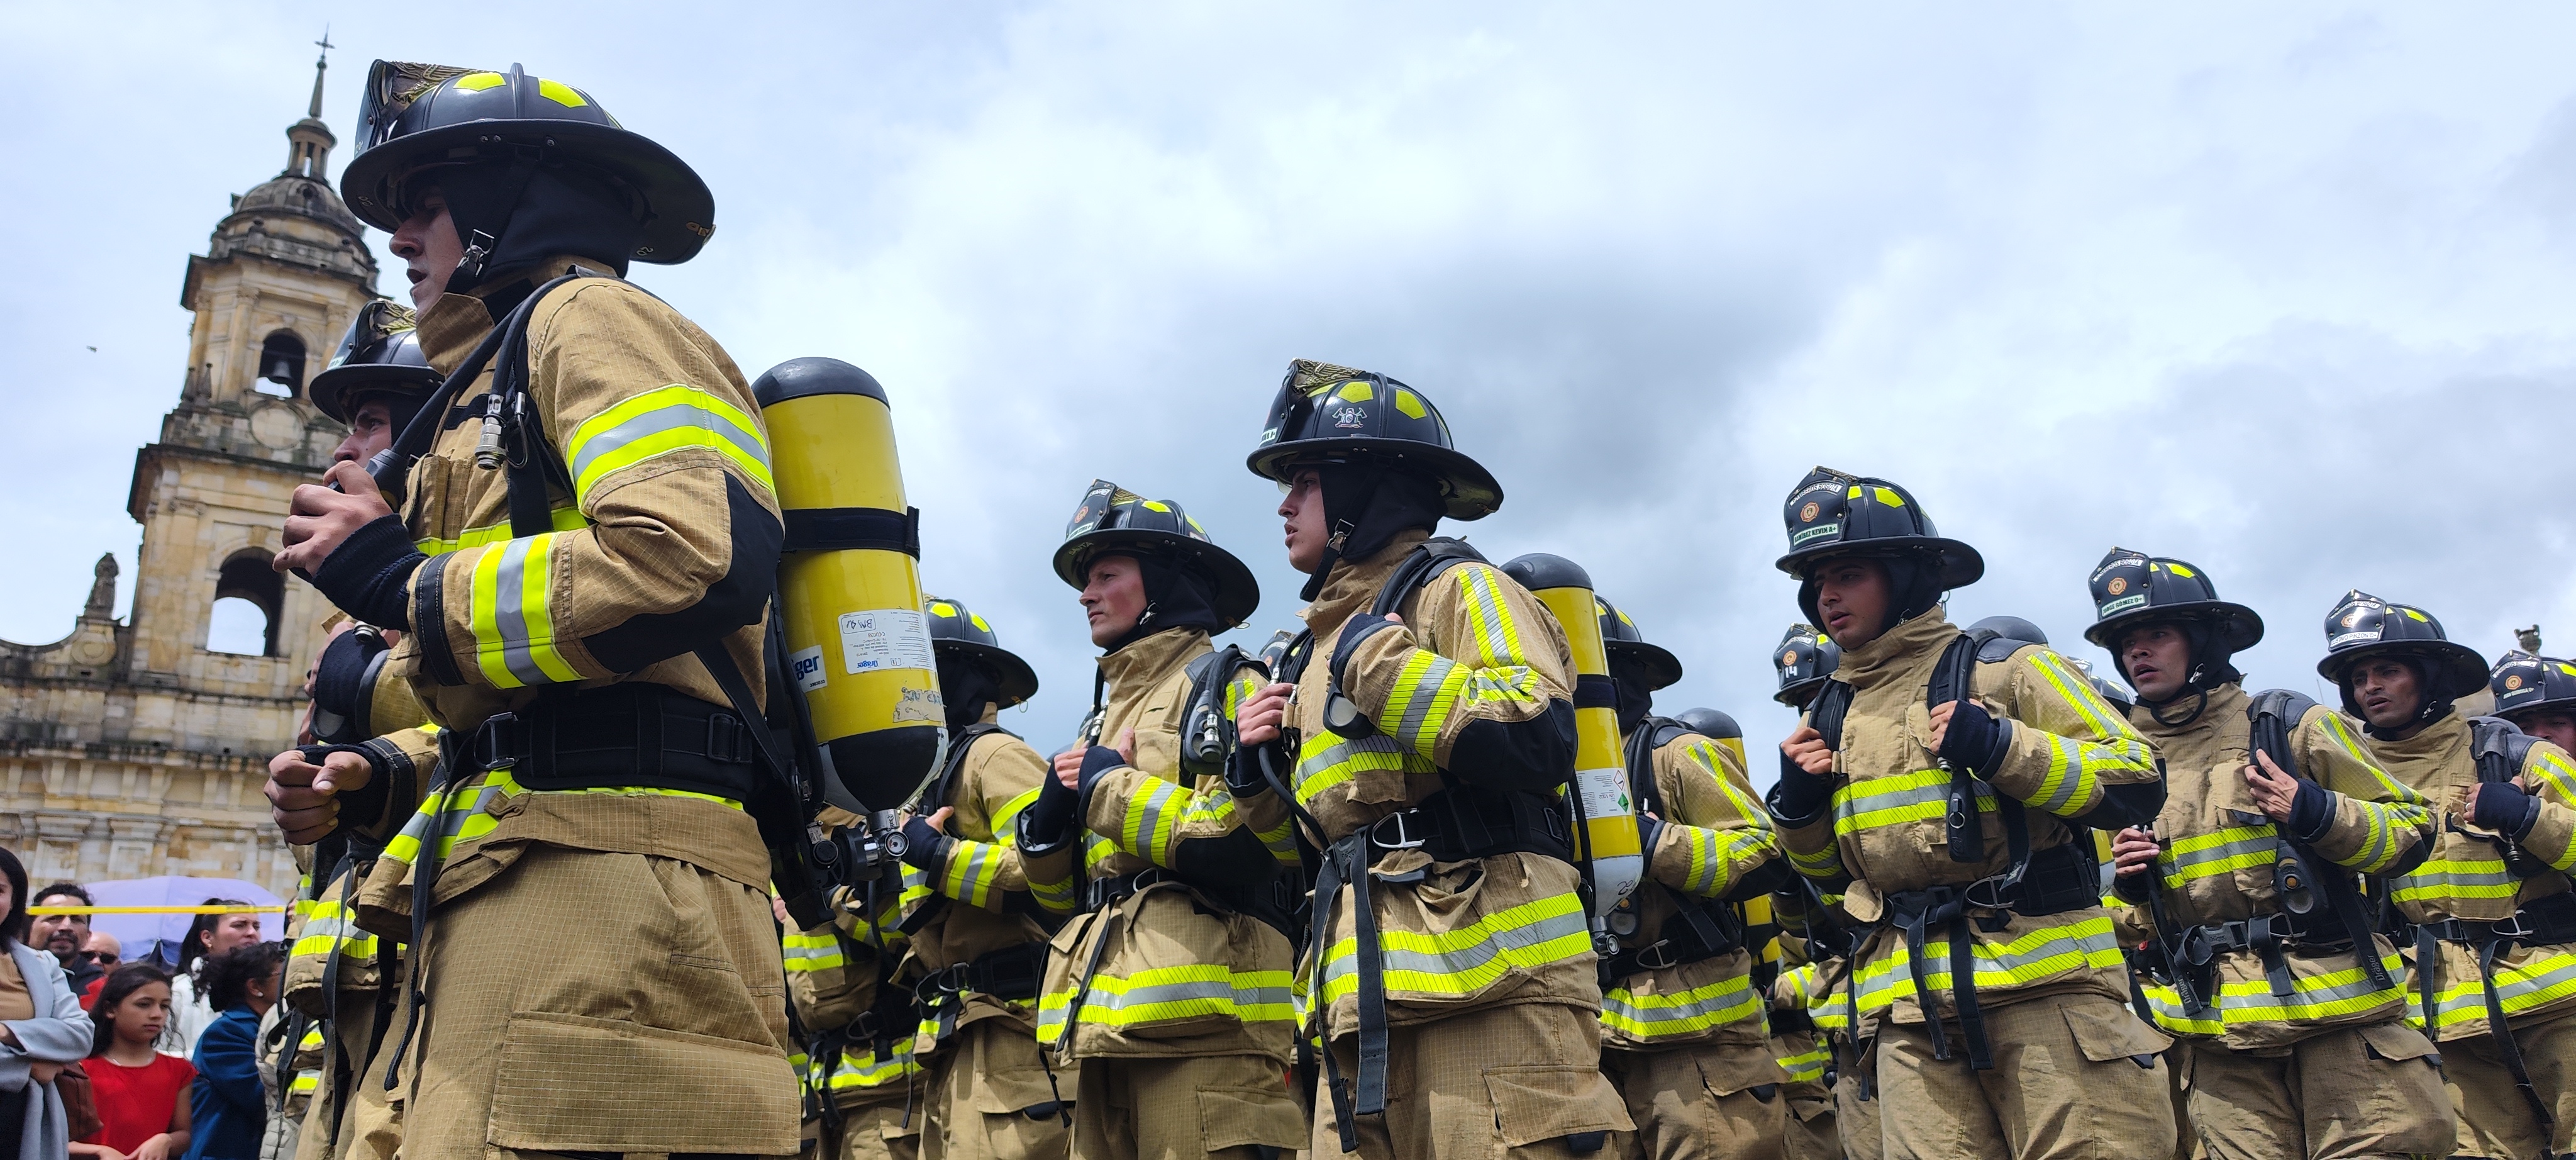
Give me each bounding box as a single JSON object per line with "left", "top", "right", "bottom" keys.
{"left": 7, "top": 4, "right": 2573, "bottom": 778}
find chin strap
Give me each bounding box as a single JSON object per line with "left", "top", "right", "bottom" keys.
{"left": 1297, "top": 519, "right": 1355, "bottom": 602}
{"left": 2144, "top": 686, "right": 2209, "bottom": 728}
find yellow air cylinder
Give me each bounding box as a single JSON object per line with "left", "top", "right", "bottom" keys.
{"left": 1501, "top": 553, "right": 1645, "bottom": 923}
{"left": 752, "top": 357, "right": 945, "bottom": 815}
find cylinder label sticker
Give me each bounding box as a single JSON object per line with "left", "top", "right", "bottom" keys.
{"left": 840, "top": 609, "right": 935, "bottom": 675}
{"left": 789, "top": 645, "right": 830, "bottom": 693}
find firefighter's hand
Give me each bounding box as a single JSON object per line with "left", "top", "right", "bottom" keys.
{"left": 1052, "top": 728, "right": 1135, "bottom": 789}
{"left": 277, "top": 460, "right": 393, "bottom": 575}
{"left": 2243, "top": 751, "right": 2300, "bottom": 822}
{"left": 2111, "top": 827, "right": 2162, "bottom": 879}
{"left": 265, "top": 747, "right": 372, "bottom": 844}
{"left": 1781, "top": 725, "right": 1834, "bottom": 776}
{"left": 1236, "top": 683, "right": 1294, "bottom": 747}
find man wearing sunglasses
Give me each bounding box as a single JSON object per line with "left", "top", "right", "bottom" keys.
{"left": 264, "top": 61, "right": 796, "bottom": 1160}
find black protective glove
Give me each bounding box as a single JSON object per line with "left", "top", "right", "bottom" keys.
{"left": 1019, "top": 772, "right": 1081, "bottom": 850}
{"left": 897, "top": 815, "right": 951, "bottom": 871}
{"left": 2285, "top": 780, "right": 2337, "bottom": 844}
{"left": 1938, "top": 699, "right": 2012, "bottom": 779}
{"left": 308, "top": 515, "right": 426, "bottom": 630}
{"left": 1768, "top": 749, "right": 1834, "bottom": 826}
{"left": 1075, "top": 745, "right": 1126, "bottom": 795}
{"left": 1224, "top": 744, "right": 1272, "bottom": 799}
{"left": 2474, "top": 781, "right": 2543, "bottom": 841}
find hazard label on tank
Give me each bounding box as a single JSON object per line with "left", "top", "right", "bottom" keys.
{"left": 840, "top": 609, "right": 935, "bottom": 675}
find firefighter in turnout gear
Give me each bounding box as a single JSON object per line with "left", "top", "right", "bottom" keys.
{"left": 1768, "top": 631, "right": 1876, "bottom": 1160}
{"left": 1765, "top": 467, "right": 2175, "bottom": 1159}
{"left": 2319, "top": 591, "right": 2576, "bottom": 1160}
{"left": 1585, "top": 594, "right": 1790, "bottom": 1157}
{"left": 1769, "top": 949, "right": 1844, "bottom": 1160}
{"left": 786, "top": 884, "right": 926, "bottom": 1160}
{"left": 901, "top": 595, "right": 1072, "bottom": 1159}
{"left": 1233, "top": 360, "right": 1633, "bottom": 1158}
{"left": 267, "top": 60, "right": 801, "bottom": 1159}
{"left": 2088, "top": 552, "right": 2453, "bottom": 1159}
{"left": 1775, "top": 624, "right": 1840, "bottom": 713}
{"left": 1017, "top": 482, "right": 1306, "bottom": 1160}
{"left": 2494, "top": 651, "right": 2576, "bottom": 758}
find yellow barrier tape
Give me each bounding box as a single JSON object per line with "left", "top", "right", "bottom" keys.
{"left": 26, "top": 905, "right": 286, "bottom": 915}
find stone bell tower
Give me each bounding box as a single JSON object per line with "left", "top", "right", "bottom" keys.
{"left": 0, "top": 48, "right": 380, "bottom": 896}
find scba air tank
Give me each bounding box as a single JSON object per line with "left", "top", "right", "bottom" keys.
{"left": 1500, "top": 552, "right": 1645, "bottom": 925}
{"left": 751, "top": 357, "right": 945, "bottom": 814}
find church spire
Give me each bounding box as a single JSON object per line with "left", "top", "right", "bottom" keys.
{"left": 285, "top": 30, "right": 338, "bottom": 179}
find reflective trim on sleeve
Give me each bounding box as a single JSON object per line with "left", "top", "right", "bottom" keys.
{"left": 565, "top": 383, "right": 774, "bottom": 503}
{"left": 2157, "top": 825, "right": 2279, "bottom": 891}
{"left": 466, "top": 534, "right": 584, "bottom": 688}
{"left": 2390, "top": 856, "right": 2520, "bottom": 906}
{"left": 1294, "top": 730, "right": 1423, "bottom": 805}
{"left": 780, "top": 930, "right": 847, "bottom": 974}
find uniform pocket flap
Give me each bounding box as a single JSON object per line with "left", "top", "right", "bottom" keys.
{"left": 1483, "top": 1064, "right": 1633, "bottom": 1148}
{"left": 2357, "top": 1019, "right": 2441, "bottom": 1062}
{"left": 487, "top": 1011, "right": 800, "bottom": 1155}
{"left": 969, "top": 1065, "right": 1065, "bottom": 1115}
{"left": 1196, "top": 1083, "right": 1309, "bottom": 1151}
{"left": 2060, "top": 1001, "right": 2172, "bottom": 1064}
{"left": 1695, "top": 1044, "right": 1790, "bottom": 1096}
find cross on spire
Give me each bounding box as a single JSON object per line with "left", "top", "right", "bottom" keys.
{"left": 308, "top": 26, "right": 333, "bottom": 118}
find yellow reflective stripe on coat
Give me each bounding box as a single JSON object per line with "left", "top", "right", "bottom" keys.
{"left": 1028, "top": 863, "right": 1080, "bottom": 915}
{"left": 1294, "top": 730, "right": 1422, "bottom": 804}
{"left": 1834, "top": 769, "right": 1997, "bottom": 839}
{"left": 287, "top": 898, "right": 379, "bottom": 961}
{"left": 2336, "top": 795, "right": 2424, "bottom": 876}
{"left": 1779, "top": 1041, "right": 1829, "bottom": 1084}
{"left": 379, "top": 771, "right": 518, "bottom": 868}
{"left": 2157, "top": 824, "right": 2277, "bottom": 890}
{"left": 1035, "top": 963, "right": 1296, "bottom": 1045}
{"left": 1453, "top": 565, "right": 1528, "bottom": 667}
{"left": 1600, "top": 971, "right": 1762, "bottom": 1040}
{"left": 1316, "top": 891, "right": 1592, "bottom": 1004}
{"left": 817, "top": 1038, "right": 920, "bottom": 1090}
{"left": 2136, "top": 949, "right": 2407, "bottom": 1036}
{"left": 1786, "top": 837, "right": 1845, "bottom": 881}
{"left": 2413, "top": 944, "right": 2576, "bottom": 1033}
{"left": 940, "top": 839, "right": 1006, "bottom": 910}
{"left": 565, "top": 382, "right": 773, "bottom": 504}
{"left": 466, "top": 533, "right": 582, "bottom": 688}
{"left": 780, "top": 930, "right": 846, "bottom": 973}
{"left": 2525, "top": 750, "right": 2576, "bottom": 871}
{"left": 415, "top": 505, "right": 589, "bottom": 555}
{"left": 1851, "top": 915, "right": 2124, "bottom": 1015}
{"left": 2390, "top": 856, "right": 2519, "bottom": 905}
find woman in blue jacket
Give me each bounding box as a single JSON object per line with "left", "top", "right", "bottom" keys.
{"left": 180, "top": 942, "right": 282, "bottom": 1160}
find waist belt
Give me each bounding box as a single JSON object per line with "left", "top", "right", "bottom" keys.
{"left": 1602, "top": 900, "right": 1744, "bottom": 983}
{"left": 468, "top": 683, "right": 762, "bottom": 799}
{"left": 1882, "top": 839, "right": 2098, "bottom": 1072}
{"left": 1313, "top": 784, "right": 1574, "bottom": 1153}
{"left": 2414, "top": 891, "right": 2576, "bottom": 1145}
{"left": 915, "top": 942, "right": 1047, "bottom": 1045}
{"left": 1084, "top": 869, "right": 1167, "bottom": 913}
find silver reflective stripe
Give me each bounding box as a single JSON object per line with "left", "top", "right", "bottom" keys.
{"left": 1320, "top": 904, "right": 1591, "bottom": 991}
{"left": 1396, "top": 654, "right": 1462, "bottom": 742}
{"left": 492, "top": 538, "right": 548, "bottom": 688}
{"left": 568, "top": 398, "right": 771, "bottom": 484}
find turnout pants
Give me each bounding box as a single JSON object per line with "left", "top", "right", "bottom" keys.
{"left": 1311, "top": 1001, "right": 1632, "bottom": 1159}
{"left": 1782, "top": 1093, "right": 1840, "bottom": 1160}
{"left": 2176, "top": 1023, "right": 2451, "bottom": 1160}
{"left": 921, "top": 1017, "right": 1071, "bottom": 1160}
{"left": 2445, "top": 1008, "right": 2576, "bottom": 1160}
{"left": 396, "top": 844, "right": 802, "bottom": 1160}
{"left": 1874, "top": 993, "right": 2177, "bottom": 1160}
{"left": 293, "top": 980, "right": 406, "bottom": 1160}
{"left": 1832, "top": 1043, "right": 1880, "bottom": 1160}
{"left": 1070, "top": 1053, "right": 1303, "bottom": 1160}
{"left": 833, "top": 1096, "right": 922, "bottom": 1160}
{"left": 1599, "top": 1045, "right": 1782, "bottom": 1159}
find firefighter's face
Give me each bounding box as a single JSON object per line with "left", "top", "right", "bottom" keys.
{"left": 1811, "top": 559, "right": 1892, "bottom": 652}
{"left": 389, "top": 187, "right": 462, "bottom": 313}
{"left": 2514, "top": 710, "right": 2576, "bottom": 756}
{"left": 333, "top": 398, "right": 398, "bottom": 465}
{"left": 1080, "top": 555, "right": 1148, "bottom": 648}
{"left": 2348, "top": 657, "right": 2425, "bottom": 731}
{"left": 2118, "top": 623, "right": 2192, "bottom": 703}
{"left": 1279, "top": 467, "right": 1327, "bottom": 572}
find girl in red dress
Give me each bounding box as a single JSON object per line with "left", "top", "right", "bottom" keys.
{"left": 69, "top": 966, "right": 191, "bottom": 1160}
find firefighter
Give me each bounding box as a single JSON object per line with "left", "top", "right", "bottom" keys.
{"left": 2494, "top": 651, "right": 2576, "bottom": 757}
{"left": 265, "top": 61, "right": 799, "bottom": 1159}
{"left": 2321, "top": 592, "right": 2576, "bottom": 1159}
{"left": 2088, "top": 551, "right": 2451, "bottom": 1159}
{"left": 1016, "top": 483, "right": 1306, "bottom": 1160}
{"left": 1765, "top": 630, "right": 1874, "bottom": 1160}
{"left": 1592, "top": 596, "right": 1789, "bottom": 1157}
{"left": 901, "top": 595, "right": 1071, "bottom": 1159}
{"left": 1770, "top": 949, "right": 1843, "bottom": 1160}
{"left": 308, "top": 299, "right": 441, "bottom": 467}
{"left": 1233, "top": 360, "right": 1632, "bottom": 1157}
{"left": 1774, "top": 624, "right": 1840, "bottom": 714}
{"left": 1765, "top": 467, "right": 2174, "bottom": 1157}
{"left": 787, "top": 885, "right": 925, "bottom": 1160}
